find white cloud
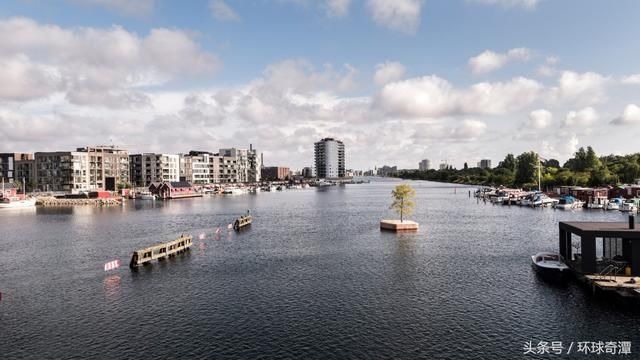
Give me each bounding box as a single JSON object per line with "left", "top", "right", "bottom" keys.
{"left": 367, "top": 0, "right": 424, "bottom": 34}
{"left": 209, "top": 0, "right": 240, "bottom": 21}
{"left": 71, "top": 0, "right": 155, "bottom": 16}
{"left": 469, "top": 0, "right": 539, "bottom": 9}
{"left": 526, "top": 109, "right": 552, "bottom": 129}
{"left": 621, "top": 74, "right": 640, "bottom": 85}
{"left": 374, "top": 61, "right": 406, "bottom": 86}
{"left": 551, "top": 71, "right": 609, "bottom": 105}
{"left": 376, "top": 75, "right": 543, "bottom": 117}
{"left": 536, "top": 56, "right": 559, "bottom": 77}
{"left": 0, "top": 17, "right": 220, "bottom": 107}
{"left": 564, "top": 107, "right": 598, "bottom": 127}
{"left": 325, "top": 0, "right": 351, "bottom": 17}
{"left": 541, "top": 134, "right": 579, "bottom": 160}
{"left": 611, "top": 104, "right": 640, "bottom": 125}
{"left": 468, "top": 47, "right": 531, "bottom": 74}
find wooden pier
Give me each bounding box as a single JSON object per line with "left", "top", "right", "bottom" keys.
{"left": 129, "top": 235, "right": 192, "bottom": 268}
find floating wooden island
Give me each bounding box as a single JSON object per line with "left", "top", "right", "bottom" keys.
{"left": 233, "top": 215, "right": 252, "bottom": 230}
{"left": 129, "top": 235, "right": 192, "bottom": 268}
{"left": 380, "top": 219, "right": 419, "bottom": 232}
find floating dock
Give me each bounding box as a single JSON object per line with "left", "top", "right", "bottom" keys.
{"left": 380, "top": 219, "right": 419, "bottom": 232}
{"left": 559, "top": 218, "right": 640, "bottom": 299}
{"left": 129, "top": 235, "right": 192, "bottom": 268}
{"left": 233, "top": 215, "right": 252, "bottom": 230}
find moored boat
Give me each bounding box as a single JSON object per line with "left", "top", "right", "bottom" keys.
{"left": 137, "top": 191, "right": 156, "bottom": 200}
{"left": 0, "top": 197, "right": 37, "bottom": 209}
{"left": 606, "top": 197, "right": 624, "bottom": 211}
{"left": 554, "top": 195, "right": 584, "bottom": 210}
{"left": 621, "top": 198, "right": 640, "bottom": 212}
{"left": 531, "top": 252, "right": 569, "bottom": 276}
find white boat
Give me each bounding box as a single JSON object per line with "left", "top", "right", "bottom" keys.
{"left": 531, "top": 252, "right": 569, "bottom": 275}
{"left": 0, "top": 197, "right": 37, "bottom": 209}
{"left": 317, "top": 180, "right": 332, "bottom": 187}
{"left": 621, "top": 198, "right": 639, "bottom": 212}
{"left": 587, "top": 197, "right": 607, "bottom": 209}
{"left": 138, "top": 191, "right": 156, "bottom": 200}
{"left": 531, "top": 194, "right": 559, "bottom": 207}
{"left": 554, "top": 196, "right": 584, "bottom": 210}
{"left": 0, "top": 178, "right": 36, "bottom": 209}
{"left": 606, "top": 198, "right": 624, "bottom": 211}
{"left": 222, "top": 187, "right": 246, "bottom": 195}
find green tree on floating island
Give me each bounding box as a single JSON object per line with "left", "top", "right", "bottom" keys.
{"left": 390, "top": 184, "right": 416, "bottom": 223}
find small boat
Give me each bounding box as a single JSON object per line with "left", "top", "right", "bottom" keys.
{"left": 0, "top": 196, "right": 37, "bottom": 209}
{"left": 531, "top": 252, "right": 569, "bottom": 276}
{"left": 138, "top": 191, "right": 156, "bottom": 200}
{"left": 531, "top": 193, "right": 559, "bottom": 207}
{"left": 233, "top": 214, "right": 252, "bottom": 230}
{"left": 554, "top": 195, "right": 584, "bottom": 210}
{"left": 222, "top": 187, "right": 246, "bottom": 195}
{"left": 606, "top": 197, "right": 624, "bottom": 211}
{"left": 0, "top": 178, "right": 36, "bottom": 209}
{"left": 317, "top": 180, "right": 332, "bottom": 187}
{"left": 587, "top": 197, "right": 607, "bottom": 209}
{"left": 621, "top": 198, "right": 640, "bottom": 212}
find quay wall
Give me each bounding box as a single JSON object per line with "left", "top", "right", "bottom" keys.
{"left": 36, "top": 197, "right": 122, "bottom": 207}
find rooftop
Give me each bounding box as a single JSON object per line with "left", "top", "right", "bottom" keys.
{"left": 560, "top": 221, "right": 640, "bottom": 239}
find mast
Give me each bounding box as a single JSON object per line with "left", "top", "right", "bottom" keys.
{"left": 538, "top": 157, "right": 541, "bottom": 192}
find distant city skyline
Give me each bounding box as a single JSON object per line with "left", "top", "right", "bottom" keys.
{"left": 1, "top": 1, "right": 640, "bottom": 169}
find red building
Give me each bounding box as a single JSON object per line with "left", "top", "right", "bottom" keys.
{"left": 1, "top": 183, "right": 17, "bottom": 198}
{"left": 151, "top": 181, "right": 202, "bottom": 199}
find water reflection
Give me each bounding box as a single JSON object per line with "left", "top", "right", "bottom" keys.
{"left": 103, "top": 275, "right": 121, "bottom": 301}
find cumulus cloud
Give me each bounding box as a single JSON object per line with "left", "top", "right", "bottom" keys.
{"left": 71, "top": 0, "right": 156, "bottom": 16}
{"left": 536, "top": 56, "right": 559, "bottom": 77}
{"left": 611, "top": 104, "right": 640, "bottom": 125}
{"left": 564, "top": 107, "right": 598, "bottom": 127}
{"left": 468, "top": 0, "right": 539, "bottom": 9}
{"left": 325, "top": 0, "right": 351, "bottom": 17}
{"left": 375, "top": 75, "right": 542, "bottom": 117}
{"left": 374, "top": 61, "right": 406, "bottom": 86}
{"left": 411, "top": 119, "right": 487, "bottom": 142}
{"left": 541, "top": 133, "right": 579, "bottom": 160}
{"left": 621, "top": 74, "right": 640, "bottom": 85}
{"left": 468, "top": 47, "right": 531, "bottom": 74}
{"left": 367, "top": 0, "right": 424, "bottom": 34}
{"left": 526, "top": 109, "right": 552, "bottom": 129}
{"left": 0, "top": 17, "right": 220, "bottom": 107}
{"left": 550, "top": 71, "right": 609, "bottom": 105}
{"left": 209, "top": 0, "right": 240, "bottom": 21}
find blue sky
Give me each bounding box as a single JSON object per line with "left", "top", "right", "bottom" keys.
{"left": 1, "top": 0, "right": 640, "bottom": 169}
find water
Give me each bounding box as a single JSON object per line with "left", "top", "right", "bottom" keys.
{"left": 1, "top": 180, "right": 639, "bottom": 359}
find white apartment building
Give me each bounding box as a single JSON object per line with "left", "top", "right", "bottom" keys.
{"left": 178, "top": 145, "right": 261, "bottom": 185}
{"left": 129, "top": 153, "right": 180, "bottom": 186}
{"left": 314, "top": 138, "right": 345, "bottom": 179}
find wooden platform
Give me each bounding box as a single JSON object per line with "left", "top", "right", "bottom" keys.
{"left": 380, "top": 219, "right": 419, "bottom": 232}
{"left": 129, "top": 235, "right": 192, "bottom": 268}
{"left": 585, "top": 275, "right": 640, "bottom": 289}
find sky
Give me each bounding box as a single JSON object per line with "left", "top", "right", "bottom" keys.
{"left": 1, "top": 0, "right": 640, "bottom": 170}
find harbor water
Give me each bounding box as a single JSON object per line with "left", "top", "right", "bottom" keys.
{"left": 1, "top": 179, "right": 639, "bottom": 359}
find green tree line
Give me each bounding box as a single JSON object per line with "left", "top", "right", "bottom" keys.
{"left": 399, "top": 146, "right": 640, "bottom": 189}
